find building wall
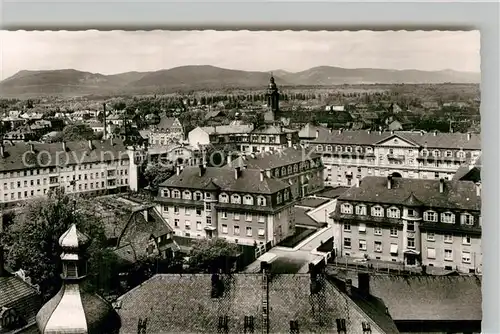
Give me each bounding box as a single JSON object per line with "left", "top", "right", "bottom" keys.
{"left": 188, "top": 127, "right": 211, "bottom": 149}
{"left": 308, "top": 199, "right": 337, "bottom": 224}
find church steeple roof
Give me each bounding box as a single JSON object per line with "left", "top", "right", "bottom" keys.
{"left": 36, "top": 224, "right": 121, "bottom": 334}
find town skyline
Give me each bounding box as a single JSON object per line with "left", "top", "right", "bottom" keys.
{"left": 0, "top": 30, "right": 480, "bottom": 80}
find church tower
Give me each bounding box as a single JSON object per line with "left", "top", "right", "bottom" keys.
{"left": 264, "top": 75, "right": 280, "bottom": 123}
{"left": 36, "top": 224, "right": 121, "bottom": 334}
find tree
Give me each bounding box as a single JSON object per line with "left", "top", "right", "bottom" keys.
{"left": 143, "top": 163, "right": 174, "bottom": 193}
{"left": 188, "top": 238, "right": 240, "bottom": 273}
{"left": 53, "top": 124, "right": 97, "bottom": 142}
{"left": 1, "top": 189, "right": 109, "bottom": 301}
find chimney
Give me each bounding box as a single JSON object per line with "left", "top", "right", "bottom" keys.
{"left": 378, "top": 130, "right": 382, "bottom": 135}
{"left": 338, "top": 129, "right": 343, "bottom": 134}
{"left": 234, "top": 166, "right": 241, "bottom": 179}
{"left": 29, "top": 143, "right": 34, "bottom": 152}
{"left": 176, "top": 165, "right": 181, "bottom": 176}
{"left": 315, "top": 130, "right": 319, "bottom": 139}
{"left": 345, "top": 279, "right": 352, "bottom": 296}
{"left": 476, "top": 182, "right": 481, "bottom": 196}
{"left": 0, "top": 144, "right": 4, "bottom": 158}
{"left": 88, "top": 140, "right": 93, "bottom": 150}
{"left": 358, "top": 273, "right": 370, "bottom": 296}
{"left": 329, "top": 128, "right": 332, "bottom": 134}
{"left": 242, "top": 164, "right": 247, "bottom": 170}
{"left": 110, "top": 138, "right": 114, "bottom": 146}
{"left": 420, "top": 131, "right": 424, "bottom": 136}
{"left": 288, "top": 139, "right": 292, "bottom": 148}
{"left": 367, "top": 129, "right": 371, "bottom": 134}
{"left": 292, "top": 144, "right": 297, "bottom": 150}
{"left": 433, "top": 130, "right": 437, "bottom": 136}
{"left": 439, "top": 178, "right": 445, "bottom": 193}
{"left": 62, "top": 141, "right": 67, "bottom": 152}
{"left": 265, "top": 169, "right": 272, "bottom": 178}
{"left": 387, "top": 175, "right": 393, "bottom": 190}
{"left": 227, "top": 155, "right": 232, "bottom": 167}
{"left": 391, "top": 130, "right": 394, "bottom": 135}
{"left": 356, "top": 178, "right": 361, "bottom": 188}
{"left": 260, "top": 170, "right": 265, "bottom": 182}
{"left": 199, "top": 164, "right": 206, "bottom": 177}
{"left": 467, "top": 132, "right": 471, "bottom": 141}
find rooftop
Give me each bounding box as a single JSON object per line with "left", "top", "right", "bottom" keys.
{"left": 200, "top": 124, "right": 254, "bottom": 135}
{"left": 293, "top": 207, "right": 324, "bottom": 228}
{"left": 228, "top": 147, "right": 321, "bottom": 170}
{"left": 313, "top": 186, "right": 350, "bottom": 199}
{"left": 338, "top": 177, "right": 481, "bottom": 211}
{"left": 296, "top": 197, "right": 330, "bottom": 208}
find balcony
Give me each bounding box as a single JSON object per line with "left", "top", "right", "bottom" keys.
{"left": 387, "top": 154, "right": 406, "bottom": 161}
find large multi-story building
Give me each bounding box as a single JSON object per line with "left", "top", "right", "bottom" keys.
{"left": 331, "top": 175, "right": 482, "bottom": 274}
{"left": 156, "top": 164, "right": 296, "bottom": 246}
{"left": 0, "top": 139, "right": 142, "bottom": 208}
{"left": 148, "top": 117, "right": 184, "bottom": 146}
{"left": 302, "top": 127, "right": 481, "bottom": 187}
{"left": 227, "top": 146, "right": 324, "bottom": 199}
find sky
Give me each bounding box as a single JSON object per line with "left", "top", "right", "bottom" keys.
{"left": 0, "top": 30, "right": 480, "bottom": 80}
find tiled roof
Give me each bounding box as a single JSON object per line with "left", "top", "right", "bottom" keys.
{"left": 0, "top": 139, "right": 129, "bottom": 172}
{"left": 309, "top": 129, "right": 481, "bottom": 149}
{"left": 368, "top": 275, "right": 482, "bottom": 321}
{"left": 116, "top": 273, "right": 395, "bottom": 334}
{"left": 338, "top": 176, "right": 481, "bottom": 211}
{"left": 313, "top": 186, "right": 350, "bottom": 199}
{"left": 157, "top": 117, "right": 180, "bottom": 130}
{"left": 251, "top": 125, "right": 297, "bottom": 135}
{"left": 298, "top": 123, "right": 325, "bottom": 139}
{"left": 0, "top": 273, "right": 42, "bottom": 331}
{"left": 200, "top": 125, "right": 254, "bottom": 135}
{"left": 228, "top": 147, "right": 321, "bottom": 170}
{"left": 160, "top": 167, "right": 290, "bottom": 195}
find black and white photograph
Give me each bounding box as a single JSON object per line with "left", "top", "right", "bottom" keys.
{"left": 0, "top": 29, "right": 481, "bottom": 333}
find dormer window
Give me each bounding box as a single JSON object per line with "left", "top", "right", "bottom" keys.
{"left": 441, "top": 212, "right": 455, "bottom": 224}
{"left": 219, "top": 193, "right": 229, "bottom": 203}
{"left": 316, "top": 145, "right": 323, "bottom": 151}
{"left": 336, "top": 146, "right": 342, "bottom": 152}
{"left": 281, "top": 167, "right": 287, "bottom": 176}
{"left": 243, "top": 195, "right": 253, "bottom": 205}
{"left": 458, "top": 151, "right": 465, "bottom": 158}
{"left": 274, "top": 169, "right": 280, "bottom": 177}
{"left": 231, "top": 194, "right": 241, "bottom": 204}
{"left": 257, "top": 196, "right": 266, "bottom": 206}
{"left": 172, "top": 189, "right": 181, "bottom": 199}
{"left": 461, "top": 213, "right": 474, "bottom": 225}
{"left": 288, "top": 166, "right": 293, "bottom": 174}
{"left": 1, "top": 307, "right": 20, "bottom": 330}
{"left": 205, "top": 193, "right": 212, "bottom": 200}
{"left": 387, "top": 207, "right": 400, "bottom": 219}
{"left": 183, "top": 190, "right": 192, "bottom": 200}
{"left": 446, "top": 150, "right": 453, "bottom": 158}
{"left": 293, "top": 164, "right": 298, "bottom": 173}
{"left": 433, "top": 150, "right": 440, "bottom": 157}
{"left": 277, "top": 193, "right": 282, "bottom": 204}
{"left": 194, "top": 191, "right": 203, "bottom": 201}
{"left": 424, "top": 210, "right": 437, "bottom": 222}
{"left": 305, "top": 161, "right": 310, "bottom": 169}
{"left": 355, "top": 146, "right": 362, "bottom": 153}
{"left": 346, "top": 146, "right": 352, "bottom": 153}
{"left": 162, "top": 189, "right": 170, "bottom": 197}
{"left": 284, "top": 190, "right": 290, "bottom": 201}
{"left": 355, "top": 205, "right": 366, "bottom": 215}
{"left": 340, "top": 203, "right": 353, "bottom": 214}
{"left": 422, "top": 149, "right": 428, "bottom": 157}
{"left": 371, "top": 206, "right": 384, "bottom": 217}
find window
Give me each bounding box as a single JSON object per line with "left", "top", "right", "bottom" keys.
{"left": 427, "top": 247, "right": 436, "bottom": 259}
{"left": 374, "top": 241, "right": 382, "bottom": 253}
{"left": 390, "top": 244, "right": 398, "bottom": 255}
{"left": 196, "top": 221, "right": 202, "bottom": 230}
{"left": 174, "top": 219, "right": 179, "bottom": 227}
{"left": 185, "top": 208, "right": 190, "bottom": 216}
{"left": 358, "top": 223, "right": 366, "bottom": 233}
{"left": 316, "top": 145, "right": 323, "bottom": 151}
{"left": 444, "top": 249, "right": 453, "bottom": 261}
{"left": 407, "top": 222, "right": 415, "bottom": 231}
{"left": 174, "top": 206, "right": 179, "bottom": 214}
{"left": 219, "top": 193, "right": 229, "bottom": 203}
{"left": 222, "top": 224, "right": 228, "bottom": 234}
{"left": 243, "top": 195, "right": 253, "bottom": 205}
{"left": 277, "top": 193, "right": 282, "bottom": 204}
{"left": 234, "top": 226, "right": 240, "bottom": 235}
{"left": 344, "top": 237, "right": 351, "bottom": 248}
{"left": 462, "top": 251, "right": 471, "bottom": 263}
{"left": 183, "top": 190, "right": 192, "bottom": 200}
{"left": 421, "top": 149, "right": 428, "bottom": 157}
{"left": 194, "top": 191, "right": 203, "bottom": 201}
{"left": 231, "top": 194, "right": 241, "bottom": 204}
{"left": 346, "top": 146, "right": 352, "bottom": 153}
{"left": 258, "top": 228, "right": 265, "bottom": 236}
{"left": 258, "top": 215, "right": 266, "bottom": 223}
{"left": 441, "top": 212, "right": 455, "bottom": 224}
{"left": 427, "top": 232, "right": 435, "bottom": 241}
{"left": 343, "top": 223, "right": 351, "bottom": 232}
{"left": 444, "top": 234, "right": 453, "bottom": 243}
{"left": 355, "top": 205, "right": 366, "bottom": 215}
{"left": 407, "top": 237, "right": 415, "bottom": 248}
{"left": 185, "top": 220, "right": 191, "bottom": 229}
{"left": 207, "top": 217, "right": 212, "bottom": 226}
{"left": 206, "top": 203, "right": 212, "bottom": 212}
{"left": 246, "top": 213, "right": 252, "bottom": 221}
{"left": 359, "top": 239, "right": 367, "bottom": 251}
{"left": 461, "top": 213, "right": 474, "bottom": 225}
{"left": 446, "top": 150, "right": 453, "bottom": 157}
{"left": 257, "top": 196, "right": 266, "bottom": 206}
{"left": 196, "top": 208, "right": 202, "bottom": 216}
{"left": 390, "top": 227, "right": 398, "bottom": 237}
{"left": 221, "top": 211, "right": 228, "bottom": 219}
{"left": 374, "top": 227, "right": 382, "bottom": 236}
{"left": 205, "top": 193, "right": 212, "bottom": 200}
{"left": 233, "top": 212, "right": 240, "bottom": 220}
{"left": 371, "top": 206, "right": 384, "bottom": 217}
{"left": 246, "top": 227, "right": 252, "bottom": 237}
{"left": 458, "top": 151, "right": 465, "bottom": 158}
{"left": 462, "top": 235, "right": 471, "bottom": 245}
{"left": 423, "top": 211, "right": 437, "bottom": 222}
{"left": 163, "top": 205, "right": 169, "bottom": 212}
{"left": 387, "top": 207, "right": 400, "bottom": 218}
{"left": 341, "top": 203, "right": 353, "bottom": 214}
{"left": 172, "top": 189, "right": 181, "bottom": 198}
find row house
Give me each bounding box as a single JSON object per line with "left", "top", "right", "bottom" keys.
{"left": 302, "top": 127, "right": 481, "bottom": 187}
{"left": 331, "top": 175, "right": 481, "bottom": 274}
{"left": 227, "top": 146, "right": 325, "bottom": 199}
{"left": 156, "top": 164, "right": 297, "bottom": 246}
{"left": 149, "top": 117, "right": 184, "bottom": 146}
{"left": 0, "top": 139, "right": 141, "bottom": 208}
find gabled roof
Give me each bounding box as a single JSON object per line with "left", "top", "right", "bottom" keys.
{"left": 338, "top": 177, "right": 480, "bottom": 211}
{"left": 374, "top": 134, "right": 420, "bottom": 147}
{"left": 116, "top": 273, "right": 398, "bottom": 334}
{"left": 0, "top": 139, "right": 129, "bottom": 172}
{"left": 157, "top": 117, "right": 181, "bottom": 130}
{"left": 368, "top": 275, "right": 482, "bottom": 322}
{"left": 160, "top": 166, "right": 290, "bottom": 195}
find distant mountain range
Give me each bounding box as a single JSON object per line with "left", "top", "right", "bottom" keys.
{"left": 0, "top": 65, "right": 480, "bottom": 97}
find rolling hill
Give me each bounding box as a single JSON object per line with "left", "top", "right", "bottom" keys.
{"left": 0, "top": 65, "right": 480, "bottom": 97}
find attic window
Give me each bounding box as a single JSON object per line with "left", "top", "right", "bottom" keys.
{"left": 244, "top": 316, "right": 254, "bottom": 333}
{"left": 336, "top": 318, "right": 347, "bottom": 333}
{"left": 1, "top": 307, "right": 21, "bottom": 330}
{"left": 362, "top": 322, "right": 372, "bottom": 333}
{"left": 289, "top": 320, "right": 299, "bottom": 334}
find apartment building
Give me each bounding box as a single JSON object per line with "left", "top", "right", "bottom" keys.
{"left": 0, "top": 139, "right": 141, "bottom": 208}
{"left": 156, "top": 164, "right": 296, "bottom": 246}
{"left": 149, "top": 117, "right": 184, "bottom": 146}
{"left": 227, "top": 146, "right": 324, "bottom": 199}
{"left": 302, "top": 127, "right": 481, "bottom": 187}
{"left": 331, "top": 175, "right": 481, "bottom": 274}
